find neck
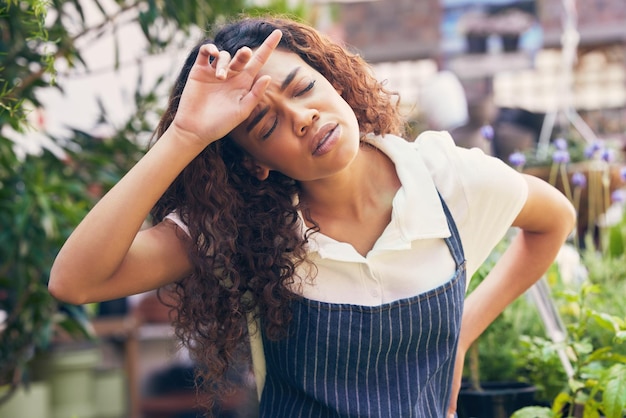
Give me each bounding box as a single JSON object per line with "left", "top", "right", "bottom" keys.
{"left": 299, "top": 142, "right": 399, "bottom": 222}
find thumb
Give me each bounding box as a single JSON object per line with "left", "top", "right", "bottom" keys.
{"left": 447, "top": 403, "right": 457, "bottom": 418}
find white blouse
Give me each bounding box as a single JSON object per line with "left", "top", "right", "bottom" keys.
{"left": 165, "top": 130, "right": 528, "bottom": 306}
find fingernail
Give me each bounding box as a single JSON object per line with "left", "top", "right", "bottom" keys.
{"left": 216, "top": 68, "right": 226, "bottom": 78}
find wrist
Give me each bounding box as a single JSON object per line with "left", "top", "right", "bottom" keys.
{"left": 162, "top": 122, "right": 215, "bottom": 154}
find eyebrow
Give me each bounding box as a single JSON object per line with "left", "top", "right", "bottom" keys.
{"left": 246, "top": 106, "right": 269, "bottom": 133}
{"left": 246, "top": 66, "right": 301, "bottom": 133}
{"left": 280, "top": 66, "right": 300, "bottom": 91}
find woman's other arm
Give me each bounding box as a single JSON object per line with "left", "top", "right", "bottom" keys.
{"left": 459, "top": 173, "right": 576, "bottom": 350}
{"left": 448, "top": 173, "right": 576, "bottom": 417}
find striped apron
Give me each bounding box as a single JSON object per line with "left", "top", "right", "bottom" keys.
{"left": 260, "top": 197, "right": 466, "bottom": 417}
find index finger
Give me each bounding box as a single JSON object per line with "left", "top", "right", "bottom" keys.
{"left": 245, "top": 29, "right": 283, "bottom": 74}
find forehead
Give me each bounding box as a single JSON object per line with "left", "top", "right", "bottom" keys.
{"left": 257, "top": 49, "right": 311, "bottom": 79}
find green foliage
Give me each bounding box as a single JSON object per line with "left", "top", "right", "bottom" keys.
{"left": 0, "top": 0, "right": 54, "bottom": 129}
{"left": 514, "top": 282, "right": 626, "bottom": 418}
{"left": 517, "top": 334, "right": 569, "bottom": 402}
{"left": 514, "top": 201, "right": 626, "bottom": 417}
{"left": 0, "top": 55, "right": 155, "bottom": 397}
{"left": 0, "top": 134, "right": 94, "bottom": 384}
{"left": 1, "top": 0, "right": 306, "bottom": 129}
{"left": 511, "top": 405, "right": 558, "bottom": 418}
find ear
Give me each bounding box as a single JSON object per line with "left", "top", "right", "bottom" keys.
{"left": 242, "top": 156, "right": 271, "bottom": 181}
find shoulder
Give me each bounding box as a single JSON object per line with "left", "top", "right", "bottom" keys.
{"left": 411, "top": 130, "right": 472, "bottom": 223}
{"left": 413, "top": 129, "right": 528, "bottom": 232}
{"left": 413, "top": 130, "right": 526, "bottom": 199}
{"left": 413, "top": 130, "right": 476, "bottom": 172}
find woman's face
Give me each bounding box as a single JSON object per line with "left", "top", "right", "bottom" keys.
{"left": 230, "top": 49, "right": 361, "bottom": 182}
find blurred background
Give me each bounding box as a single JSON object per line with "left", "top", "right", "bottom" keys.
{"left": 1, "top": 0, "right": 625, "bottom": 417}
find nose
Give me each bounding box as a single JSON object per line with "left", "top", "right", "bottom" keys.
{"left": 287, "top": 103, "right": 319, "bottom": 137}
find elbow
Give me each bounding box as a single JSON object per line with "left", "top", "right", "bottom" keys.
{"left": 48, "top": 263, "right": 88, "bottom": 306}
{"left": 522, "top": 174, "right": 577, "bottom": 240}
{"left": 545, "top": 191, "right": 577, "bottom": 243}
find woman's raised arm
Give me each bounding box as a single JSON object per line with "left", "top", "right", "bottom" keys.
{"left": 49, "top": 30, "right": 283, "bottom": 304}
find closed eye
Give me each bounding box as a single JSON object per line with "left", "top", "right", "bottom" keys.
{"left": 262, "top": 118, "right": 278, "bottom": 139}
{"left": 295, "top": 80, "right": 315, "bottom": 97}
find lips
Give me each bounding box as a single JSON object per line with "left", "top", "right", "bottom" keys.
{"left": 311, "top": 123, "right": 339, "bottom": 156}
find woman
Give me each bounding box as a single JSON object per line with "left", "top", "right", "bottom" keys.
{"left": 50, "top": 16, "right": 576, "bottom": 417}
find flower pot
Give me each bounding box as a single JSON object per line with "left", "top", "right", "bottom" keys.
{"left": 94, "top": 368, "right": 126, "bottom": 418}
{"left": 501, "top": 34, "right": 520, "bottom": 52}
{"left": 523, "top": 162, "right": 625, "bottom": 243}
{"left": 97, "top": 297, "right": 128, "bottom": 317}
{"left": 457, "top": 381, "right": 537, "bottom": 418}
{"left": 466, "top": 33, "right": 489, "bottom": 54}
{"left": 35, "top": 345, "right": 101, "bottom": 418}
{"left": 0, "top": 381, "right": 50, "bottom": 418}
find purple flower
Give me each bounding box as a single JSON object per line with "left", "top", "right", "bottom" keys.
{"left": 554, "top": 137, "right": 568, "bottom": 150}
{"left": 620, "top": 166, "right": 626, "bottom": 182}
{"left": 584, "top": 141, "right": 603, "bottom": 159}
{"left": 480, "top": 125, "right": 494, "bottom": 141}
{"left": 552, "top": 150, "right": 570, "bottom": 164}
{"left": 611, "top": 189, "right": 626, "bottom": 203}
{"left": 508, "top": 151, "right": 526, "bottom": 168}
{"left": 601, "top": 148, "right": 615, "bottom": 163}
{"left": 571, "top": 172, "right": 586, "bottom": 188}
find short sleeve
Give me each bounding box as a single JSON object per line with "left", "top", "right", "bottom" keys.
{"left": 416, "top": 131, "right": 528, "bottom": 279}
{"left": 164, "top": 212, "right": 190, "bottom": 237}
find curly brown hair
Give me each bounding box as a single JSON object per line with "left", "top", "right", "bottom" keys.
{"left": 150, "top": 15, "right": 405, "bottom": 413}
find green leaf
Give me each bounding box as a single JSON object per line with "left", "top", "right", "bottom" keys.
{"left": 582, "top": 400, "right": 601, "bottom": 418}
{"left": 581, "top": 282, "right": 601, "bottom": 297}
{"left": 568, "top": 377, "right": 586, "bottom": 393}
{"left": 572, "top": 340, "right": 594, "bottom": 356}
{"left": 511, "top": 406, "right": 556, "bottom": 418}
{"left": 607, "top": 223, "right": 625, "bottom": 257}
{"left": 586, "top": 346, "right": 615, "bottom": 363}
{"left": 589, "top": 310, "right": 622, "bottom": 333}
{"left": 553, "top": 391, "right": 572, "bottom": 414}
{"left": 602, "top": 364, "right": 626, "bottom": 418}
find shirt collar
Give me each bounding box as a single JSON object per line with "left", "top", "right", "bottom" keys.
{"left": 298, "top": 133, "right": 451, "bottom": 256}
{"left": 364, "top": 134, "right": 450, "bottom": 241}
